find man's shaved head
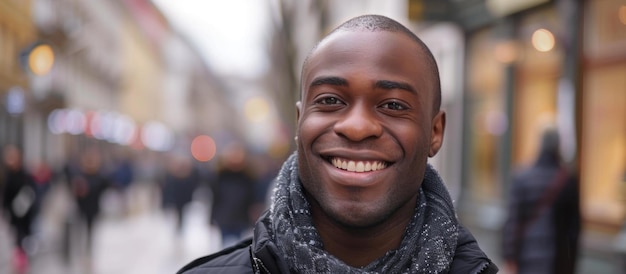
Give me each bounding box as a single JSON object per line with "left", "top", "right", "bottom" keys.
{"left": 301, "top": 14, "right": 442, "bottom": 114}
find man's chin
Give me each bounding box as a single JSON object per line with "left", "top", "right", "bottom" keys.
{"left": 327, "top": 208, "right": 388, "bottom": 230}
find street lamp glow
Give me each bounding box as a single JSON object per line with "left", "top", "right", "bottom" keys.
{"left": 28, "top": 43, "right": 55, "bottom": 76}
{"left": 531, "top": 28, "right": 555, "bottom": 52}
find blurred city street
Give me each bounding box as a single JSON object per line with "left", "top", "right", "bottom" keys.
{"left": 1, "top": 0, "right": 626, "bottom": 273}
{"left": 0, "top": 181, "right": 220, "bottom": 274}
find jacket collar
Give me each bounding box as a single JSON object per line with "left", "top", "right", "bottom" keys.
{"left": 251, "top": 210, "right": 290, "bottom": 274}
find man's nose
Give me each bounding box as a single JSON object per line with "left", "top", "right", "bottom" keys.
{"left": 333, "top": 104, "right": 383, "bottom": 142}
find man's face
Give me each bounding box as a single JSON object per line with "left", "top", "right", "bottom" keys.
{"left": 296, "top": 30, "right": 445, "bottom": 228}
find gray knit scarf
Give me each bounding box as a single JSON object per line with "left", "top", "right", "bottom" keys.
{"left": 268, "top": 153, "right": 459, "bottom": 273}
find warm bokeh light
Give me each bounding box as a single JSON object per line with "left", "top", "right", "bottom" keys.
{"left": 619, "top": 5, "right": 626, "bottom": 25}
{"left": 190, "top": 135, "right": 217, "bottom": 162}
{"left": 28, "top": 43, "right": 55, "bottom": 76}
{"left": 494, "top": 40, "right": 519, "bottom": 63}
{"left": 531, "top": 28, "right": 555, "bottom": 52}
{"left": 244, "top": 97, "right": 270, "bottom": 123}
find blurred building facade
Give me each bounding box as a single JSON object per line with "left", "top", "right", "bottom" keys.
{"left": 411, "top": 0, "right": 626, "bottom": 269}
{"left": 0, "top": 0, "right": 37, "bottom": 149}
{"left": 0, "top": 0, "right": 230, "bottom": 173}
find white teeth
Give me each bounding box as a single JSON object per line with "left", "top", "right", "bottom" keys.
{"left": 356, "top": 162, "right": 364, "bottom": 172}
{"left": 330, "top": 158, "right": 387, "bottom": 172}
{"left": 347, "top": 161, "right": 356, "bottom": 171}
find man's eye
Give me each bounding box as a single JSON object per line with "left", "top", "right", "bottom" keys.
{"left": 317, "top": 97, "right": 342, "bottom": 105}
{"left": 381, "top": 101, "right": 407, "bottom": 110}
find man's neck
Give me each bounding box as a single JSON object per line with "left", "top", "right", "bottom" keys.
{"left": 310, "top": 198, "right": 416, "bottom": 268}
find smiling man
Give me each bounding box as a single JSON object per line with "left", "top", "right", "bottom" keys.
{"left": 179, "top": 14, "right": 498, "bottom": 274}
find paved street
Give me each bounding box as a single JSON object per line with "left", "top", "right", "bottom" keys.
{"left": 1, "top": 182, "right": 222, "bottom": 274}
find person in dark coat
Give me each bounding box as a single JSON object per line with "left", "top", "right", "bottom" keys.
{"left": 161, "top": 153, "right": 198, "bottom": 234}
{"left": 69, "top": 146, "right": 110, "bottom": 254}
{"left": 110, "top": 150, "right": 135, "bottom": 216}
{"left": 179, "top": 14, "right": 497, "bottom": 273}
{"left": 502, "top": 125, "right": 581, "bottom": 274}
{"left": 210, "top": 143, "right": 256, "bottom": 248}
{"left": 1, "top": 144, "right": 37, "bottom": 273}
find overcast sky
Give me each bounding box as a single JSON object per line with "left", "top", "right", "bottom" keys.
{"left": 152, "top": 0, "right": 271, "bottom": 78}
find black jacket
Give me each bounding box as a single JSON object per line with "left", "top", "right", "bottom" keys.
{"left": 2, "top": 169, "right": 37, "bottom": 230}
{"left": 179, "top": 211, "right": 498, "bottom": 274}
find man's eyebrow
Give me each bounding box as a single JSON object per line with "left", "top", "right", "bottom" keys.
{"left": 375, "top": 80, "right": 416, "bottom": 94}
{"left": 310, "top": 76, "right": 348, "bottom": 88}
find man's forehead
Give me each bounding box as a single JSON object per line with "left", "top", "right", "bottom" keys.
{"left": 303, "top": 30, "right": 422, "bottom": 75}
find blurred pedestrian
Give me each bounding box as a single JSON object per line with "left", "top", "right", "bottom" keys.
{"left": 1, "top": 144, "right": 37, "bottom": 273}
{"left": 69, "top": 146, "right": 110, "bottom": 256}
{"left": 161, "top": 153, "right": 198, "bottom": 234}
{"left": 28, "top": 160, "right": 55, "bottom": 255}
{"left": 110, "top": 149, "right": 135, "bottom": 216}
{"left": 32, "top": 160, "right": 54, "bottom": 211}
{"left": 502, "top": 125, "right": 581, "bottom": 274}
{"left": 210, "top": 143, "right": 255, "bottom": 248}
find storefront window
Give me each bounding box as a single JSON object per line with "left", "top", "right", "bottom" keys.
{"left": 467, "top": 28, "right": 507, "bottom": 201}
{"left": 466, "top": 6, "right": 565, "bottom": 203}
{"left": 513, "top": 6, "right": 562, "bottom": 167}
{"left": 581, "top": 0, "right": 626, "bottom": 228}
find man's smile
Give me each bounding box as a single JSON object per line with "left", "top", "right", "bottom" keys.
{"left": 329, "top": 157, "right": 388, "bottom": 172}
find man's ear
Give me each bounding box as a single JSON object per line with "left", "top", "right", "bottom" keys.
{"left": 296, "top": 101, "right": 302, "bottom": 122}
{"left": 428, "top": 111, "right": 446, "bottom": 157}
{"left": 294, "top": 101, "right": 302, "bottom": 144}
